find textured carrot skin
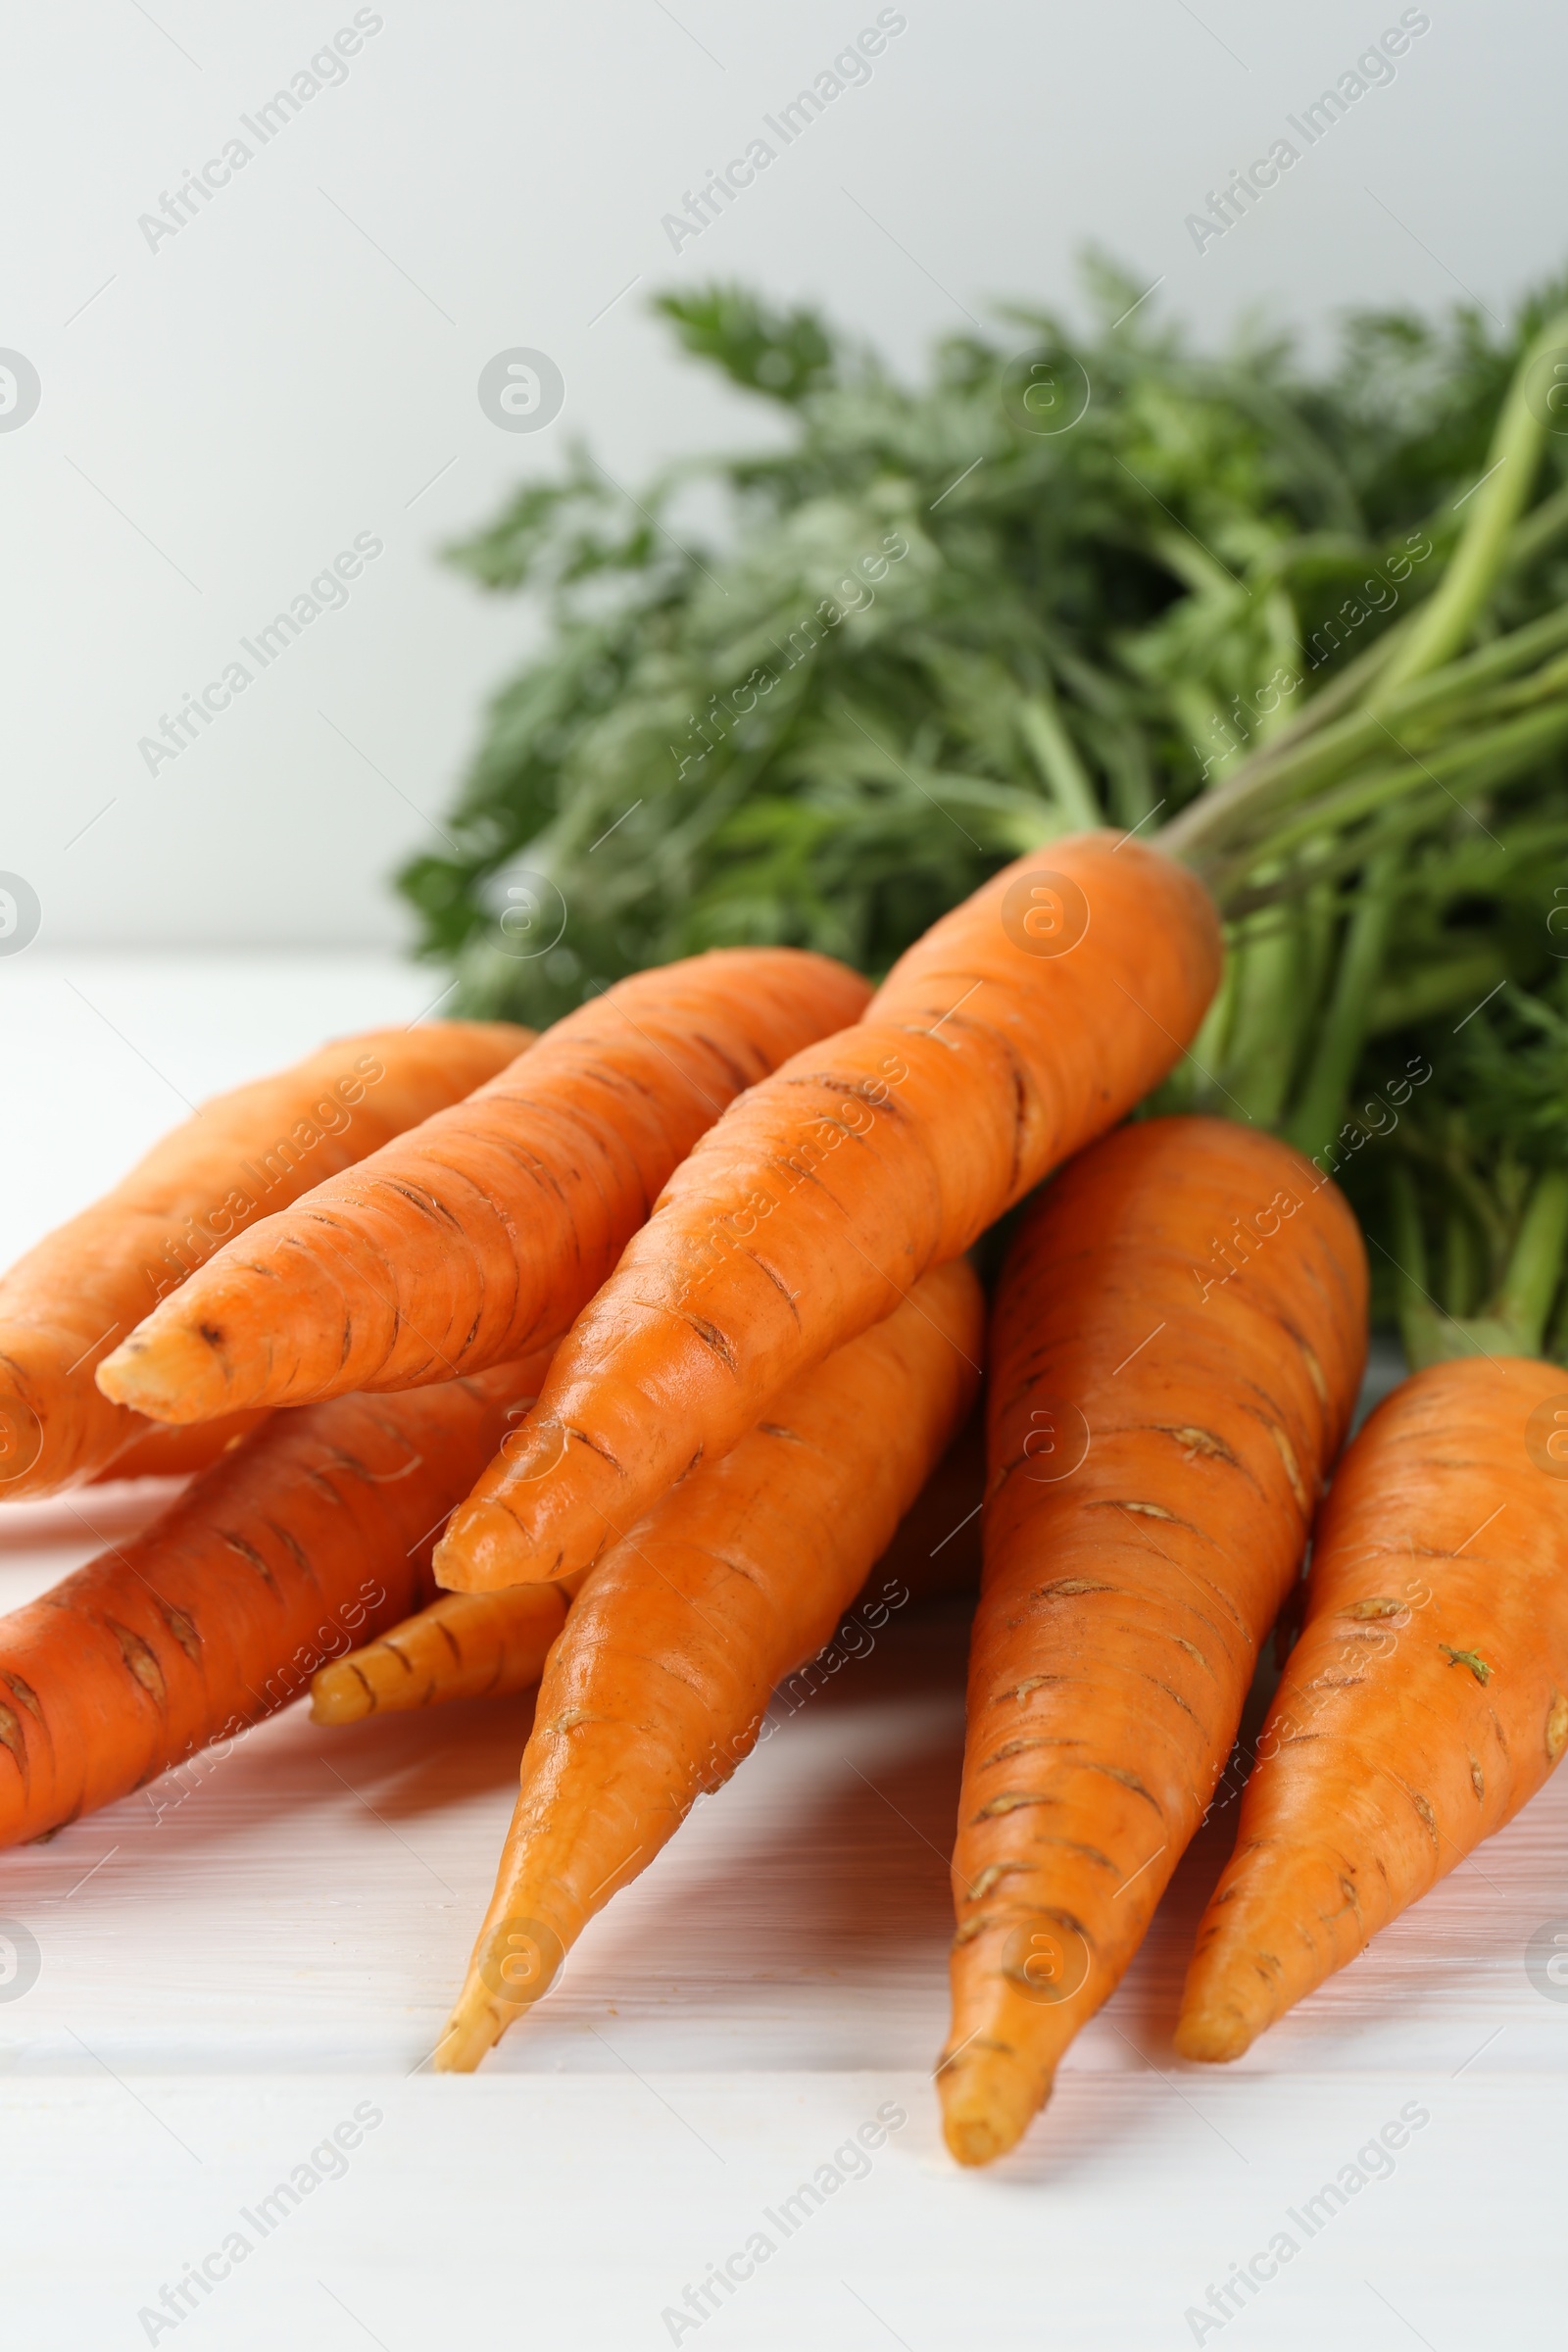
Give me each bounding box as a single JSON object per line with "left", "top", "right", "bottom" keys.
{"left": 0, "top": 1350, "right": 553, "bottom": 1849}
{"left": 316, "top": 1402, "right": 986, "bottom": 1723}
{"left": 1178, "top": 1355, "right": 1568, "bottom": 2063}
{"left": 436, "top": 833, "right": 1221, "bottom": 1592}
{"left": 89, "top": 1411, "right": 271, "bottom": 1483}
{"left": 435, "top": 1259, "right": 983, "bottom": 2071}
{"left": 1, "top": 1020, "right": 530, "bottom": 1497}
{"left": 99, "top": 950, "right": 869, "bottom": 1425}
{"left": 939, "top": 1117, "right": 1366, "bottom": 2166}
{"left": 310, "top": 1585, "right": 570, "bottom": 1723}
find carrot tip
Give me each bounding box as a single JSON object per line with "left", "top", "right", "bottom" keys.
{"left": 942, "top": 2112, "right": 1017, "bottom": 2168}
{"left": 308, "top": 1661, "right": 374, "bottom": 1726}
{"left": 95, "top": 1328, "right": 229, "bottom": 1424}
{"left": 432, "top": 1984, "right": 508, "bottom": 2075}
{"left": 432, "top": 1498, "right": 536, "bottom": 1592}
{"left": 937, "top": 2045, "right": 1051, "bottom": 2167}
{"left": 1172, "top": 2006, "right": 1255, "bottom": 2065}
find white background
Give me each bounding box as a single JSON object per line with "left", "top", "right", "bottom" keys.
{"left": 2, "top": 0, "right": 1565, "bottom": 949}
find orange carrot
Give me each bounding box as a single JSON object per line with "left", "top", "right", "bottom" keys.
{"left": 89, "top": 1411, "right": 271, "bottom": 1484}
{"left": 312, "top": 1397, "right": 985, "bottom": 1723}
{"left": 433, "top": 834, "right": 1221, "bottom": 1592}
{"left": 97, "top": 950, "right": 870, "bottom": 1424}
{"left": 0, "top": 1020, "right": 530, "bottom": 1497}
{"left": 938, "top": 1117, "right": 1366, "bottom": 2166}
{"left": 310, "top": 1585, "right": 570, "bottom": 1723}
{"left": 858, "top": 1401, "right": 986, "bottom": 1603}
{"left": 1177, "top": 1354, "right": 1568, "bottom": 2063}
{"left": 0, "top": 1348, "right": 552, "bottom": 1848}
{"left": 434, "top": 1258, "right": 983, "bottom": 2071}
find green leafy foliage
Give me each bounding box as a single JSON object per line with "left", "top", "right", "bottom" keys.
{"left": 400, "top": 270, "right": 1568, "bottom": 1354}
{"left": 406, "top": 272, "right": 1563, "bottom": 1022}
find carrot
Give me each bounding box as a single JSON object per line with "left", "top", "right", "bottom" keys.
{"left": 1177, "top": 1354, "right": 1568, "bottom": 2063}
{"left": 89, "top": 1411, "right": 271, "bottom": 1484}
{"left": 433, "top": 833, "right": 1221, "bottom": 1592}
{"left": 310, "top": 1585, "right": 571, "bottom": 1723}
{"left": 0, "top": 1019, "right": 530, "bottom": 1498}
{"left": 433, "top": 1258, "right": 983, "bottom": 2071}
{"left": 97, "top": 950, "right": 870, "bottom": 1425}
{"left": 0, "top": 1348, "right": 553, "bottom": 1848}
{"left": 938, "top": 1116, "right": 1366, "bottom": 2166}
{"left": 312, "top": 1396, "right": 986, "bottom": 1722}
{"left": 857, "top": 1401, "right": 986, "bottom": 1604}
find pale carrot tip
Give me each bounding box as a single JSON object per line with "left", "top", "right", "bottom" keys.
{"left": 1173, "top": 2006, "right": 1255, "bottom": 2065}
{"left": 308, "top": 1663, "right": 373, "bottom": 1726}
{"left": 431, "top": 1984, "right": 507, "bottom": 2074}
{"left": 432, "top": 1498, "right": 535, "bottom": 1592}
{"left": 937, "top": 2048, "right": 1050, "bottom": 2167}
{"left": 942, "top": 2111, "right": 1017, "bottom": 2168}
{"left": 95, "top": 1326, "right": 229, "bottom": 1424}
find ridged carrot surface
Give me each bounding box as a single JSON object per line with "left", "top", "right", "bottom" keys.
{"left": 98, "top": 950, "right": 869, "bottom": 1424}
{"left": 1178, "top": 1354, "right": 1568, "bottom": 2063}
{"left": 311, "top": 1584, "right": 571, "bottom": 1723}
{"left": 0, "top": 1349, "right": 552, "bottom": 1848}
{"left": 90, "top": 1410, "right": 270, "bottom": 1484}
{"left": 434, "top": 833, "right": 1221, "bottom": 1592}
{"left": 0, "top": 1019, "right": 529, "bottom": 1497}
{"left": 435, "top": 1258, "right": 983, "bottom": 2071}
{"left": 313, "top": 1401, "right": 986, "bottom": 1723}
{"left": 939, "top": 1117, "right": 1366, "bottom": 2166}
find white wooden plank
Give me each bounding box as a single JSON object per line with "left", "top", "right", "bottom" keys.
{"left": 2, "top": 956, "right": 1564, "bottom": 2346}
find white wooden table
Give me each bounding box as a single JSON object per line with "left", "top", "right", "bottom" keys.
{"left": 0, "top": 956, "right": 1562, "bottom": 2349}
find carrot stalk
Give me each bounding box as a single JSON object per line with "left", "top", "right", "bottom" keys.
{"left": 434, "top": 1259, "right": 984, "bottom": 2072}
{"left": 432, "top": 833, "right": 1222, "bottom": 1592}
{"left": 939, "top": 1116, "right": 1366, "bottom": 2166}
{"left": 1176, "top": 1354, "right": 1568, "bottom": 2062}
{"left": 97, "top": 951, "right": 869, "bottom": 1424}
{"left": 0, "top": 1348, "right": 554, "bottom": 1848}
{"left": 0, "top": 1020, "right": 530, "bottom": 1496}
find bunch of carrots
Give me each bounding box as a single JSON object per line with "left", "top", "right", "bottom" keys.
{"left": 4, "top": 327, "right": 1567, "bottom": 2170}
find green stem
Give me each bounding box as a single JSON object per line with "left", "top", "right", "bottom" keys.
{"left": 1222, "top": 893, "right": 1305, "bottom": 1126}
{"left": 1366, "top": 947, "right": 1507, "bottom": 1035}
{"left": 1425, "top": 1137, "right": 1514, "bottom": 1277}
{"left": 1224, "top": 797, "right": 1568, "bottom": 924}
{"left": 1017, "top": 686, "right": 1102, "bottom": 829}
{"left": 1297, "top": 877, "right": 1338, "bottom": 1032}
{"left": 1374, "top": 307, "right": 1568, "bottom": 701}
{"left": 1163, "top": 455, "right": 1568, "bottom": 876}
{"left": 1388, "top": 1163, "right": 1435, "bottom": 1366}
{"left": 1208, "top": 459, "right": 1568, "bottom": 774}
{"left": 1208, "top": 695, "right": 1568, "bottom": 905}
{"left": 1504, "top": 475, "right": 1568, "bottom": 574}
{"left": 1442, "top": 1202, "right": 1480, "bottom": 1318}
{"left": 1493, "top": 1169, "right": 1568, "bottom": 1354}
{"left": 1163, "top": 951, "right": 1238, "bottom": 1112}
{"left": 1283, "top": 849, "right": 1399, "bottom": 1159}
{"left": 1162, "top": 603, "right": 1568, "bottom": 870}
{"left": 1256, "top": 585, "right": 1303, "bottom": 747}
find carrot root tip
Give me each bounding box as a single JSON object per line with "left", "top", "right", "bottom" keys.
{"left": 432, "top": 1985, "right": 509, "bottom": 2075}
{"left": 433, "top": 1498, "right": 536, "bottom": 1592}
{"left": 308, "top": 1664, "right": 373, "bottom": 1726}
{"left": 937, "top": 2045, "right": 1051, "bottom": 2167}
{"left": 1172, "top": 2006, "right": 1255, "bottom": 2065}
{"left": 96, "top": 1329, "right": 230, "bottom": 1424}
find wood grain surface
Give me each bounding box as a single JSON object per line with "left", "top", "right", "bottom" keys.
{"left": 0, "top": 958, "right": 1560, "bottom": 2349}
